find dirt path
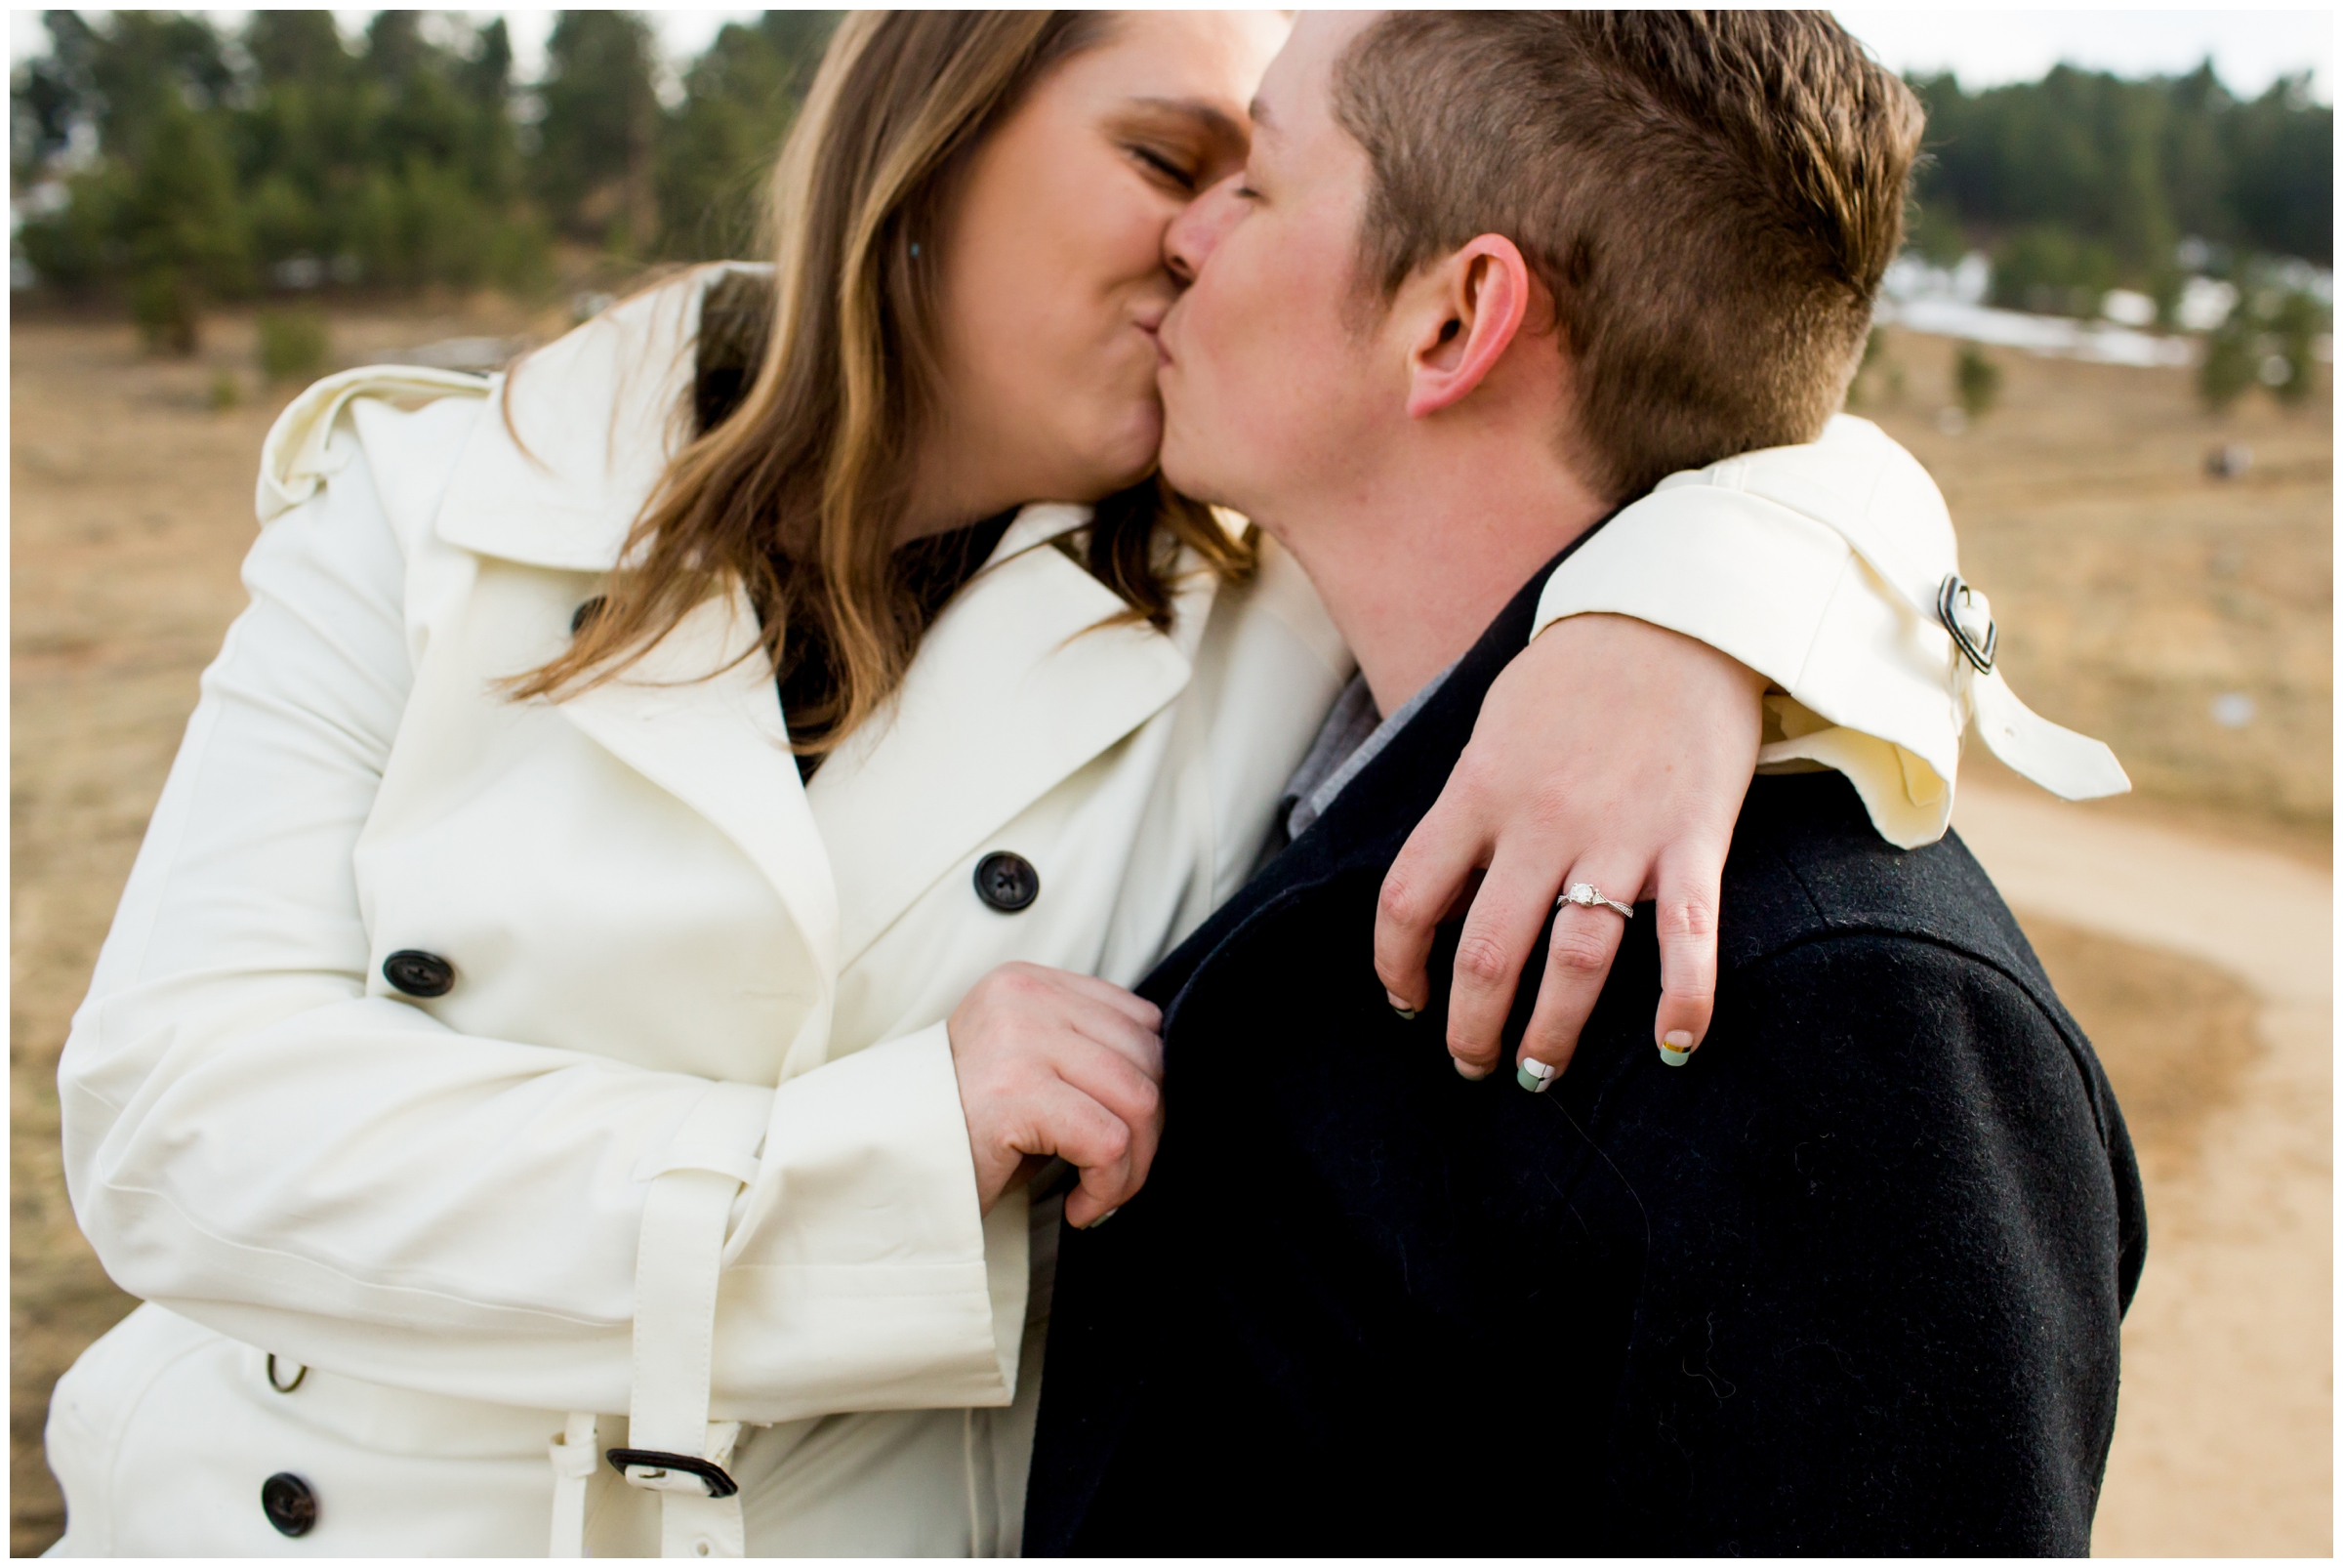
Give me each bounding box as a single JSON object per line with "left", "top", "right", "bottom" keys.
{"left": 1951, "top": 782, "right": 2333, "bottom": 1557}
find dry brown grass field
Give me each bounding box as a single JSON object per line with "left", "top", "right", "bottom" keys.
{"left": 10, "top": 309, "right": 2331, "bottom": 1555}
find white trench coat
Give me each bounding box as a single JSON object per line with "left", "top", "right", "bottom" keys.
{"left": 46, "top": 269, "right": 2115, "bottom": 1556}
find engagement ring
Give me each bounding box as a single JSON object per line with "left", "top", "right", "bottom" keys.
{"left": 1559, "top": 883, "right": 1634, "bottom": 920}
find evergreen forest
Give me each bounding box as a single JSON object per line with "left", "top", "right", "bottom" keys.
{"left": 10, "top": 11, "right": 2332, "bottom": 351}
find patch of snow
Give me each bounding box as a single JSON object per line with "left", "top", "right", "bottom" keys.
{"left": 1883, "top": 250, "right": 1991, "bottom": 306}
{"left": 2101, "top": 288, "right": 2156, "bottom": 328}
{"left": 1874, "top": 297, "right": 2194, "bottom": 368}
{"left": 2175, "top": 276, "right": 2239, "bottom": 333}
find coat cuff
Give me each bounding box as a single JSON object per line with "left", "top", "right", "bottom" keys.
{"left": 1532, "top": 490, "right": 1963, "bottom": 848}
{"left": 712, "top": 1020, "right": 1025, "bottom": 1421}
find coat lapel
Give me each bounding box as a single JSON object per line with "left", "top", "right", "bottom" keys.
{"left": 427, "top": 267, "right": 845, "bottom": 998}
{"left": 809, "top": 505, "right": 1211, "bottom": 969}
{"left": 555, "top": 588, "right": 843, "bottom": 991}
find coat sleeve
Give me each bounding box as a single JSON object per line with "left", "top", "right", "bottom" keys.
{"left": 1599, "top": 933, "right": 2141, "bottom": 1554}
{"left": 1536, "top": 416, "right": 2021, "bottom": 848}
{"left": 59, "top": 398, "right": 1013, "bottom": 1422}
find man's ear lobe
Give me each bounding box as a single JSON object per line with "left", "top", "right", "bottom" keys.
{"left": 1405, "top": 235, "right": 1532, "bottom": 420}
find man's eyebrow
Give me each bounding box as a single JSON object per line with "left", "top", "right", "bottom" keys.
{"left": 1129, "top": 96, "right": 1248, "bottom": 147}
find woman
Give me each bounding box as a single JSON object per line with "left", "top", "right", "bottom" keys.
{"left": 46, "top": 12, "right": 2040, "bottom": 1558}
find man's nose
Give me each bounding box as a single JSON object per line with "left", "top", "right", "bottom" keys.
{"left": 1166, "top": 174, "right": 1246, "bottom": 286}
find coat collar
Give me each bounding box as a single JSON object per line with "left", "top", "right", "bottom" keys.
{"left": 1138, "top": 520, "right": 1614, "bottom": 1026}
{"left": 433, "top": 269, "right": 719, "bottom": 573}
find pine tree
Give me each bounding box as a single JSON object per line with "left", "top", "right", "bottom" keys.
{"left": 534, "top": 11, "right": 663, "bottom": 256}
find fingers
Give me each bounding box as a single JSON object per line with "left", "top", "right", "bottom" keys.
{"left": 1059, "top": 989, "right": 1167, "bottom": 1080}
{"left": 1647, "top": 844, "right": 1723, "bottom": 1067}
{"left": 1510, "top": 860, "right": 1639, "bottom": 1089}
{"left": 1041, "top": 1053, "right": 1161, "bottom": 1226}
{"left": 1443, "top": 861, "right": 1566, "bottom": 1078}
{"left": 1033, "top": 965, "right": 1163, "bottom": 1034}
{"left": 1049, "top": 1030, "right": 1162, "bottom": 1157}
{"left": 1019, "top": 1079, "right": 1136, "bottom": 1226}
{"left": 1375, "top": 793, "right": 1487, "bottom": 1015}
{"left": 1034, "top": 1028, "right": 1164, "bottom": 1226}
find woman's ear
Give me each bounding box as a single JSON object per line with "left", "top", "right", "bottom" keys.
{"left": 1403, "top": 234, "right": 1533, "bottom": 420}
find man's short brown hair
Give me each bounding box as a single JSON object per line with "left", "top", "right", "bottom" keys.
{"left": 1334, "top": 11, "right": 1923, "bottom": 503}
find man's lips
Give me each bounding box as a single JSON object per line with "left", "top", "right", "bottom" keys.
{"left": 1134, "top": 324, "right": 1174, "bottom": 371}
{"left": 1146, "top": 308, "right": 1181, "bottom": 369}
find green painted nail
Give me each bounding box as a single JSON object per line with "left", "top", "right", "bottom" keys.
{"left": 1385, "top": 990, "right": 1419, "bottom": 1020}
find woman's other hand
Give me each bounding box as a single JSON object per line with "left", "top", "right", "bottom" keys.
{"left": 948, "top": 963, "right": 1166, "bottom": 1227}
{"left": 1374, "top": 612, "right": 1766, "bottom": 1084}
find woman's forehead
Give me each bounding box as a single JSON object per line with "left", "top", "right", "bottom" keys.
{"left": 1074, "top": 11, "right": 1287, "bottom": 118}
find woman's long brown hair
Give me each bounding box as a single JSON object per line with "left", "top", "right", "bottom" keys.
{"left": 509, "top": 12, "right": 1254, "bottom": 759}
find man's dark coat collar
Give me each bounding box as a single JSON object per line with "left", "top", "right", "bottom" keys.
{"left": 1139, "top": 516, "right": 1617, "bottom": 1025}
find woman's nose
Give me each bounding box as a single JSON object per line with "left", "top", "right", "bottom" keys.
{"left": 1166, "top": 175, "right": 1246, "bottom": 285}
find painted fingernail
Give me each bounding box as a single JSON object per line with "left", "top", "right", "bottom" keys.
{"left": 1516, "top": 1057, "right": 1558, "bottom": 1093}
{"left": 1082, "top": 1207, "right": 1120, "bottom": 1229}
{"left": 1453, "top": 1056, "right": 1491, "bottom": 1081}
{"left": 1659, "top": 1030, "right": 1697, "bottom": 1068}
{"left": 1385, "top": 990, "right": 1419, "bottom": 1020}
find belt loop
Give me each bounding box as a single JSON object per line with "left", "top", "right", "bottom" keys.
{"left": 549, "top": 1411, "right": 600, "bottom": 1557}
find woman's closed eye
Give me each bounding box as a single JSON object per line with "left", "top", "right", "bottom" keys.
{"left": 1129, "top": 143, "right": 1201, "bottom": 191}
{"left": 1108, "top": 97, "right": 1252, "bottom": 197}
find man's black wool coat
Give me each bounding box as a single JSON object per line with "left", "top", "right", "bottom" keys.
{"left": 1023, "top": 551, "right": 2148, "bottom": 1557}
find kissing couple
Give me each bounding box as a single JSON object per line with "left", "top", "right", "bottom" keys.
{"left": 50, "top": 10, "right": 2138, "bottom": 1559}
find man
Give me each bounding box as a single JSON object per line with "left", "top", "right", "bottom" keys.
{"left": 1025, "top": 12, "right": 2144, "bottom": 1555}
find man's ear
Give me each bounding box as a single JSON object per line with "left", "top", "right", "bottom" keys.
{"left": 1403, "top": 235, "right": 1533, "bottom": 420}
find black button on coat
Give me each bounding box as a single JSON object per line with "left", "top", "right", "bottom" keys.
{"left": 262, "top": 1472, "right": 317, "bottom": 1537}
{"left": 382, "top": 950, "right": 456, "bottom": 998}
{"left": 974, "top": 852, "right": 1040, "bottom": 912}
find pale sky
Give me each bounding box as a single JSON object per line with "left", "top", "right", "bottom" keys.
{"left": 10, "top": 9, "right": 2334, "bottom": 103}
{"left": 1834, "top": 8, "right": 2331, "bottom": 101}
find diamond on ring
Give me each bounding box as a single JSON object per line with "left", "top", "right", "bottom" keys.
{"left": 1560, "top": 882, "right": 1634, "bottom": 920}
